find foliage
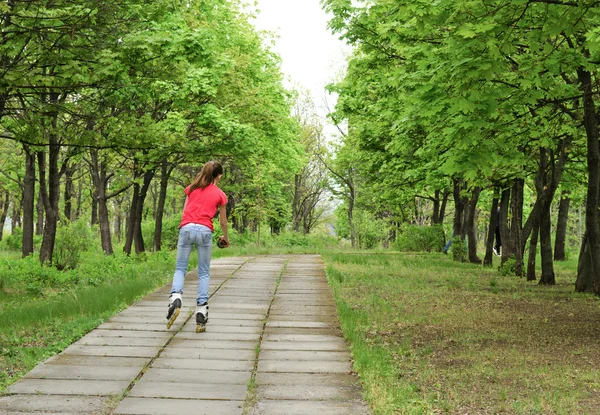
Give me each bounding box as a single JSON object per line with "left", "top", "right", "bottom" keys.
{"left": 52, "top": 220, "right": 96, "bottom": 270}
{"left": 395, "top": 225, "right": 445, "bottom": 253}
{"left": 451, "top": 236, "right": 467, "bottom": 263}
{"left": 499, "top": 256, "right": 518, "bottom": 277}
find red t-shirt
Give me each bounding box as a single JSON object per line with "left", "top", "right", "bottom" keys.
{"left": 179, "top": 184, "right": 228, "bottom": 231}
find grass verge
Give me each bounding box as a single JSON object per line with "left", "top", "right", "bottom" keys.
{"left": 0, "top": 251, "right": 174, "bottom": 393}
{"left": 322, "top": 252, "right": 600, "bottom": 415}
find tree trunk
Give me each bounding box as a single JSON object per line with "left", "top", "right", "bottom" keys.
{"left": 554, "top": 193, "right": 570, "bottom": 261}
{"left": 539, "top": 198, "right": 555, "bottom": 285}
{"left": 499, "top": 189, "right": 511, "bottom": 264}
{"left": 510, "top": 180, "right": 524, "bottom": 276}
{"left": 0, "top": 192, "right": 9, "bottom": 241}
{"left": 153, "top": 161, "right": 172, "bottom": 252}
{"left": 483, "top": 194, "right": 499, "bottom": 267}
{"left": 124, "top": 185, "right": 139, "bottom": 255}
{"left": 90, "top": 188, "right": 98, "bottom": 226}
{"left": 527, "top": 221, "right": 539, "bottom": 281}
{"left": 576, "top": 68, "right": 600, "bottom": 294}
{"left": 22, "top": 148, "right": 35, "bottom": 257}
{"left": 452, "top": 178, "right": 466, "bottom": 239}
{"left": 466, "top": 186, "right": 482, "bottom": 264}
{"left": 63, "top": 163, "right": 74, "bottom": 222}
{"left": 348, "top": 178, "right": 356, "bottom": 248}
{"left": 35, "top": 189, "right": 44, "bottom": 235}
{"left": 439, "top": 188, "right": 450, "bottom": 225}
{"left": 432, "top": 189, "right": 440, "bottom": 225}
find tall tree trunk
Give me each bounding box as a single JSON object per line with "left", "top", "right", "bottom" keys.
{"left": 75, "top": 178, "right": 83, "bottom": 220}
{"left": 576, "top": 69, "right": 600, "bottom": 294}
{"left": 439, "top": 188, "right": 450, "bottom": 225}
{"left": 124, "top": 184, "right": 139, "bottom": 255}
{"left": 510, "top": 180, "right": 524, "bottom": 276}
{"left": 484, "top": 194, "right": 499, "bottom": 267}
{"left": 153, "top": 161, "right": 173, "bottom": 252}
{"left": 22, "top": 148, "right": 35, "bottom": 257}
{"left": 539, "top": 198, "right": 555, "bottom": 285}
{"left": 499, "top": 189, "right": 511, "bottom": 264}
{"left": 452, "top": 178, "right": 466, "bottom": 239}
{"left": 35, "top": 190, "right": 44, "bottom": 235}
{"left": 125, "top": 169, "right": 154, "bottom": 255}
{"left": 0, "top": 192, "right": 9, "bottom": 241}
{"left": 63, "top": 163, "right": 74, "bottom": 222}
{"left": 527, "top": 221, "right": 539, "bottom": 281}
{"left": 466, "top": 186, "right": 482, "bottom": 264}
{"left": 90, "top": 188, "right": 98, "bottom": 226}
{"left": 89, "top": 149, "right": 113, "bottom": 255}
{"left": 554, "top": 193, "right": 570, "bottom": 261}
{"left": 432, "top": 189, "right": 440, "bottom": 225}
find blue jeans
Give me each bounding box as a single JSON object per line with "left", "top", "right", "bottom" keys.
{"left": 170, "top": 224, "right": 213, "bottom": 305}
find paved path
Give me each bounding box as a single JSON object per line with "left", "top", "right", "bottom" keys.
{"left": 1, "top": 255, "right": 370, "bottom": 415}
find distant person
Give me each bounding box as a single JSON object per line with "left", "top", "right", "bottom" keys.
{"left": 493, "top": 204, "right": 501, "bottom": 256}
{"left": 166, "top": 161, "right": 229, "bottom": 333}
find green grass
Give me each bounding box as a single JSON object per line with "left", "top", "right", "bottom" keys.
{"left": 0, "top": 249, "right": 175, "bottom": 393}
{"left": 322, "top": 252, "right": 600, "bottom": 415}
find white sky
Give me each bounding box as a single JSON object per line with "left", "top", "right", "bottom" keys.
{"left": 250, "top": 0, "right": 349, "bottom": 122}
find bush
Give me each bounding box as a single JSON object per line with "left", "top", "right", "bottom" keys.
{"left": 395, "top": 225, "right": 445, "bottom": 252}
{"left": 450, "top": 236, "right": 467, "bottom": 262}
{"left": 498, "top": 256, "right": 517, "bottom": 276}
{"left": 53, "top": 219, "right": 95, "bottom": 270}
{"left": 4, "top": 227, "right": 22, "bottom": 251}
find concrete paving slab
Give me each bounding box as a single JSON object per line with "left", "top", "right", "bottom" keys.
{"left": 129, "top": 380, "right": 247, "bottom": 400}
{"left": 260, "top": 340, "right": 347, "bottom": 351}
{"left": 259, "top": 350, "right": 350, "bottom": 361}
{"left": 86, "top": 329, "right": 171, "bottom": 338}
{"left": 0, "top": 395, "right": 108, "bottom": 413}
{"left": 263, "top": 327, "right": 341, "bottom": 336}
{"left": 258, "top": 384, "right": 362, "bottom": 400}
{"left": 262, "top": 333, "right": 344, "bottom": 343}
{"left": 98, "top": 322, "right": 176, "bottom": 331}
{"left": 256, "top": 400, "right": 370, "bottom": 415}
{"left": 63, "top": 344, "right": 159, "bottom": 358}
{"left": 175, "top": 332, "right": 260, "bottom": 341}
{"left": 44, "top": 354, "right": 148, "bottom": 367}
{"left": 7, "top": 379, "right": 130, "bottom": 396}
{"left": 115, "top": 397, "right": 243, "bottom": 415}
{"left": 266, "top": 321, "right": 333, "bottom": 328}
{"left": 160, "top": 347, "right": 254, "bottom": 361}
{"left": 257, "top": 360, "right": 352, "bottom": 373}
{"left": 24, "top": 364, "right": 141, "bottom": 381}
{"left": 256, "top": 372, "right": 360, "bottom": 386}
{"left": 142, "top": 368, "right": 251, "bottom": 384}
{"left": 75, "top": 336, "right": 167, "bottom": 347}
{"left": 152, "top": 358, "right": 254, "bottom": 372}
{"left": 168, "top": 338, "right": 257, "bottom": 350}
{"left": 180, "top": 323, "right": 261, "bottom": 334}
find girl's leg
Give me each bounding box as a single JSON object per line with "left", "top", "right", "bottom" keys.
{"left": 171, "top": 227, "right": 193, "bottom": 294}
{"left": 196, "top": 228, "right": 213, "bottom": 305}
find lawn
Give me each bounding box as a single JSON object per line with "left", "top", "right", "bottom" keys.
{"left": 0, "top": 250, "right": 175, "bottom": 393}
{"left": 322, "top": 252, "right": 600, "bottom": 415}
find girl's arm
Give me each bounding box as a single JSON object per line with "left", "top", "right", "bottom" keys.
{"left": 219, "top": 204, "right": 229, "bottom": 243}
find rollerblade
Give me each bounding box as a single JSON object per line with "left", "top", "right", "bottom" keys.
{"left": 195, "top": 302, "right": 208, "bottom": 333}
{"left": 166, "top": 293, "right": 182, "bottom": 329}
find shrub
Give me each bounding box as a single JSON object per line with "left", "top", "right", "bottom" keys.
{"left": 52, "top": 220, "right": 95, "bottom": 270}
{"left": 498, "top": 256, "right": 517, "bottom": 276}
{"left": 4, "top": 227, "right": 22, "bottom": 251}
{"left": 395, "top": 225, "right": 445, "bottom": 252}
{"left": 450, "top": 236, "right": 467, "bottom": 262}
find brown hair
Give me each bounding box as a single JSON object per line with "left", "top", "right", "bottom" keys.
{"left": 189, "top": 161, "right": 223, "bottom": 192}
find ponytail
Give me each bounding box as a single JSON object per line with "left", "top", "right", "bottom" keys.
{"left": 189, "top": 161, "right": 223, "bottom": 192}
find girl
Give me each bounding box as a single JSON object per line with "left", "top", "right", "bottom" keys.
{"left": 166, "top": 161, "right": 229, "bottom": 333}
